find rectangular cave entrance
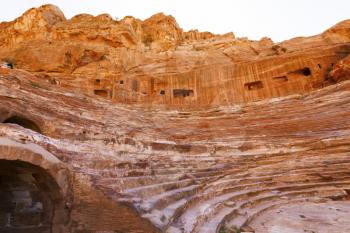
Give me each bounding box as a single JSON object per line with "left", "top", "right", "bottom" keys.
{"left": 173, "top": 89, "right": 194, "bottom": 97}
{"left": 244, "top": 81, "right": 264, "bottom": 90}
{"left": 94, "top": 90, "right": 108, "bottom": 97}
{"left": 289, "top": 67, "right": 312, "bottom": 77}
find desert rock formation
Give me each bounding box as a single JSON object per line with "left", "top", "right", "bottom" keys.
{"left": 1, "top": 5, "right": 350, "bottom": 108}
{"left": 1, "top": 4, "right": 350, "bottom": 233}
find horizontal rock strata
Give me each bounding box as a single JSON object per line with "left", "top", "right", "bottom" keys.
{"left": 1, "top": 4, "right": 350, "bottom": 233}
{"left": 0, "top": 66, "right": 350, "bottom": 232}
{"left": 1, "top": 5, "right": 350, "bottom": 108}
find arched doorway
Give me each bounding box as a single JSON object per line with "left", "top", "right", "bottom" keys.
{"left": 0, "top": 138, "right": 71, "bottom": 233}
{"left": 3, "top": 116, "right": 41, "bottom": 134}
{"left": 0, "top": 160, "right": 61, "bottom": 233}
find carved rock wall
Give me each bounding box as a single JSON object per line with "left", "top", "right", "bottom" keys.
{"left": 1, "top": 5, "right": 350, "bottom": 108}
{"left": 1, "top": 65, "right": 350, "bottom": 232}
{"left": 1, "top": 5, "right": 350, "bottom": 233}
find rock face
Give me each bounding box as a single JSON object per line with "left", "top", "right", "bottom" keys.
{"left": 1, "top": 4, "right": 350, "bottom": 233}
{"left": 329, "top": 53, "right": 350, "bottom": 83}
{"left": 2, "top": 4, "right": 350, "bottom": 108}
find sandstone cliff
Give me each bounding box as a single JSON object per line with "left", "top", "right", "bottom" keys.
{"left": 2, "top": 4, "right": 350, "bottom": 108}
{"left": 2, "top": 64, "right": 350, "bottom": 233}
{"left": 1, "top": 5, "right": 350, "bottom": 233}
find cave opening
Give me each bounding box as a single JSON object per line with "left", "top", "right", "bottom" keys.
{"left": 0, "top": 160, "right": 61, "bottom": 233}
{"left": 301, "top": 67, "right": 311, "bottom": 76}
{"left": 244, "top": 81, "right": 264, "bottom": 90}
{"left": 3, "top": 116, "right": 41, "bottom": 134}
{"left": 94, "top": 89, "right": 108, "bottom": 97}
{"left": 288, "top": 67, "right": 312, "bottom": 77}
{"left": 173, "top": 89, "right": 194, "bottom": 97}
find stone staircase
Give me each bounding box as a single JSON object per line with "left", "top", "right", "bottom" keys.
{"left": 86, "top": 145, "right": 350, "bottom": 233}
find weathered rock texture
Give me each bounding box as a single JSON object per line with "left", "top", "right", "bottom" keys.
{"left": 1, "top": 4, "right": 350, "bottom": 233}
{"left": 1, "top": 5, "right": 350, "bottom": 108}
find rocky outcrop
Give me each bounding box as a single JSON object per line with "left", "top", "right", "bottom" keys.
{"left": 142, "top": 13, "right": 183, "bottom": 51}
{"left": 2, "top": 5, "right": 350, "bottom": 108}
{"left": 329, "top": 53, "right": 350, "bottom": 83}
{"left": 1, "top": 65, "right": 350, "bottom": 232}
{"left": 1, "top": 5, "right": 350, "bottom": 233}
{"left": 0, "top": 4, "right": 65, "bottom": 46}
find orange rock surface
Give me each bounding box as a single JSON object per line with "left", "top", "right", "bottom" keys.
{"left": 1, "top": 4, "right": 350, "bottom": 108}
{"left": 1, "top": 4, "right": 350, "bottom": 233}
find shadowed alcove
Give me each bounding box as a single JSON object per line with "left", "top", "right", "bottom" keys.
{"left": 0, "top": 160, "right": 62, "bottom": 233}
{"left": 3, "top": 116, "right": 41, "bottom": 134}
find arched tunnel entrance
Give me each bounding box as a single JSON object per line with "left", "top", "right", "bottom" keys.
{"left": 0, "top": 160, "right": 64, "bottom": 233}
{"left": 3, "top": 116, "right": 41, "bottom": 134}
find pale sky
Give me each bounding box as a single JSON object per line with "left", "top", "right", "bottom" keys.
{"left": 1, "top": 0, "right": 350, "bottom": 42}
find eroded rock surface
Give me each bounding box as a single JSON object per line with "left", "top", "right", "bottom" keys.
{"left": 1, "top": 4, "right": 350, "bottom": 233}
{"left": 1, "top": 4, "right": 350, "bottom": 107}
{"left": 250, "top": 201, "right": 350, "bottom": 233}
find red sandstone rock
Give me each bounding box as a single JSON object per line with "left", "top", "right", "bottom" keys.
{"left": 1, "top": 4, "right": 350, "bottom": 233}
{"left": 329, "top": 54, "right": 350, "bottom": 83}
{"left": 2, "top": 5, "right": 350, "bottom": 108}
